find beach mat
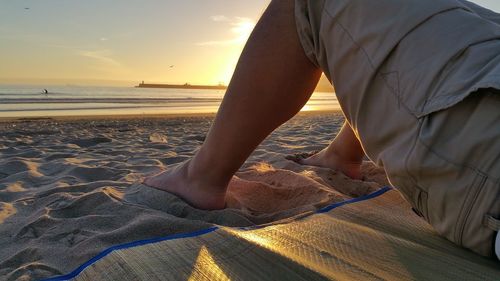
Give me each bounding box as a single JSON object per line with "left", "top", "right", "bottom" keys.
{"left": 44, "top": 187, "right": 500, "bottom": 281}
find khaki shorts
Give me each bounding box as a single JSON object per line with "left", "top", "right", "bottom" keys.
{"left": 293, "top": 0, "right": 500, "bottom": 257}
{"left": 391, "top": 89, "right": 500, "bottom": 258}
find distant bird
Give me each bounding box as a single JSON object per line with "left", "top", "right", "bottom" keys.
{"left": 24, "top": 7, "right": 30, "bottom": 10}
{"left": 169, "top": 65, "right": 174, "bottom": 68}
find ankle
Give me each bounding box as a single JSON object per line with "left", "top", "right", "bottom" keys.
{"left": 185, "top": 155, "right": 231, "bottom": 192}
{"left": 327, "top": 146, "right": 363, "bottom": 164}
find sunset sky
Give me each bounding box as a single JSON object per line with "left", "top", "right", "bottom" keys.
{"left": 0, "top": 0, "right": 499, "bottom": 86}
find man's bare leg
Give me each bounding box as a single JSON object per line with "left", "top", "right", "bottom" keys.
{"left": 300, "top": 121, "right": 366, "bottom": 180}
{"left": 144, "top": 0, "right": 322, "bottom": 209}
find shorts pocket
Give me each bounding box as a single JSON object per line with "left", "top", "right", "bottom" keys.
{"left": 405, "top": 89, "right": 500, "bottom": 256}
{"left": 415, "top": 189, "right": 429, "bottom": 221}
{"left": 483, "top": 215, "right": 500, "bottom": 232}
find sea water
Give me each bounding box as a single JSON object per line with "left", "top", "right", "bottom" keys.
{"left": 0, "top": 85, "right": 340, "bottom": 118}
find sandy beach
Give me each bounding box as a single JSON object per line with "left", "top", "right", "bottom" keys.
{"left": 0, "top": 112, "right": 388, "bottom": 280}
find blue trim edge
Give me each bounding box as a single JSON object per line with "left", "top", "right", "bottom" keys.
{"left": 40, "top": 227, "right": 219, "bottom": 281}
{"left": 40, "top": 186, "right": 392, "bottom": 281}
{"left": 318, "top": 186, "right": 392, "bottom": 213}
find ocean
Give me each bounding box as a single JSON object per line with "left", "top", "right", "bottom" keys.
{"left": 0, "top": 85, "right": 340, "bottom": 118}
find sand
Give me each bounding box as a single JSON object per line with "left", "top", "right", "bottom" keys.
{"left": 0, "top": 112, "right": 388, "bottom": 281}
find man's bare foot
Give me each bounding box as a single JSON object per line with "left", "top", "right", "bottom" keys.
{"left": 143, "top": 161, "right": 227, "bottom": 210}
{"left": 299, "top": 149, "right": 363, "bottom": 180}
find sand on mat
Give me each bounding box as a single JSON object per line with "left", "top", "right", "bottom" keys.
{"left": 0, "top": 112, "right": 389, "bottom": 281}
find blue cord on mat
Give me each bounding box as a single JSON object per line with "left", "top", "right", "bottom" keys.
{"left": 40, "top": 186, "right": 392, "bottom": 281}
{"left": 318, "top": 186, "right": 392, "bottom": 213}
{"left": 40, "top": 227, "right": 219, "bottom": 281}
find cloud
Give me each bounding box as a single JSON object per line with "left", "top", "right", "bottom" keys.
{"left": 197, "top": 17, "right": 255, "bottom": 46}
{"left": 210, "top": 15, "right": 229, "bottom": 22}
{"left": 78, "top": 50, "right": 120, "bottom": 66}
{"left": 41, "top": 43, "right": 121, "bottom": 67}
{"left": 197, "top": 39, "right": 236, "bottom": 46}
{"left": 44, "top": 43, "right": 86, "bottom": 49}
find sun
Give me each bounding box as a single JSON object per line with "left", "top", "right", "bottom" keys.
{"left": 232, "top": 18, "right": 256, "bottom": 44}
{"left": 200, "top": 17, "right": 257, "bottom": 86}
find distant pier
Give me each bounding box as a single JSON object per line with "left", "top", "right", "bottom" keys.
{"left": 136, "top": 82, "right": 227, "bottom": 90}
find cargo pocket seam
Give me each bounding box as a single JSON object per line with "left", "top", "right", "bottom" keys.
{"left": 403, "top": 116, "right": 430, "bottom": 219}
{"left": 455, "top": 173, "right": 487, "bottom": 246}
{"left": 415, "top": 132, "right": 495, "bottom": 181}
{"left": 379, "top": 71, "right": 418, "bottom": 118}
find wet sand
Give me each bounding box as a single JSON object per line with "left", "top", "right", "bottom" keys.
{"left": 0, "top": 112, "right": 388, "bottom": 280}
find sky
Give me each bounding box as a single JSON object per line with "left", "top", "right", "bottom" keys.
{"left": 0, "top": 0, "right": 499, "bottom": 87}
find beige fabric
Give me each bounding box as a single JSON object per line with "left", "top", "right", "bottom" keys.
{"left": 295, "top": 0, "right": 500, "bottom": 257}
{"left": 408, "top": 92, "right": 500, "bottom": 257}
{"left": 72, "top": 189, "right": 500, "bottom": 280}
{"left": 294, "top": 0, "right": 500, "bottom": 165}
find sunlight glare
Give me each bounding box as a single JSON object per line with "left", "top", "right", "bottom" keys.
{"left": 188, "top": 246, "right": 230, "bottom": 281}
{"left": 301, "top": 105, "right": 316, "bottom": 112}
{"left": 232, "top": 18, "right": 256, "bottom": 44}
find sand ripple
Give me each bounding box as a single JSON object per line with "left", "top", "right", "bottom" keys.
{"left": 0, "top": 113, "right": 387, "bottom": 280}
